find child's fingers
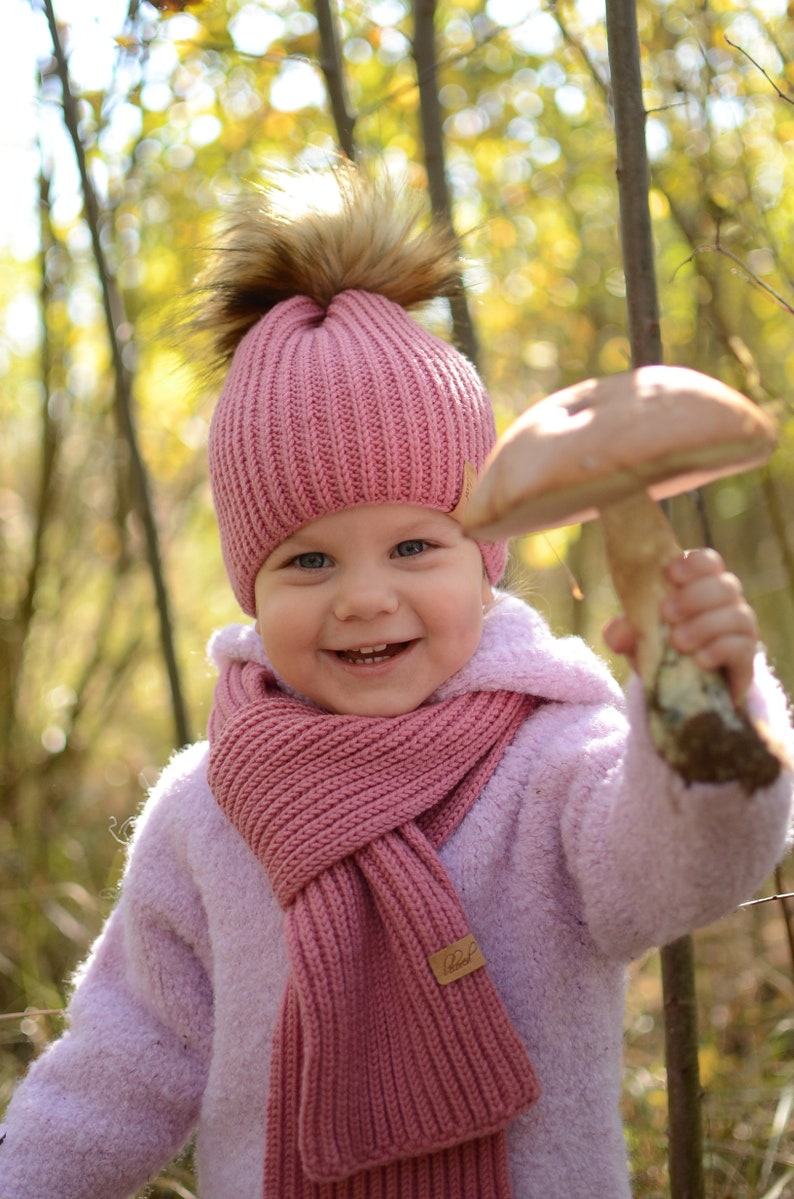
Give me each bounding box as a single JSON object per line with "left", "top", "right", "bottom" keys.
{"left": 602, "top": 614, "right": 640, "bottom": 678}
{"left": 692, "top": 634, "right": 756, "bottom": 701}
{"left": 660, "top": 569, "right": 745, "bottom": 625}
{"left": 662, "top": 550, "right": 758, "bottom": 702}
{"left": 602, "top": 614, "right": 637, "bottom": 658}
{"left": 667, "top": 602, "right": 758, "bottom": 659}
{"left": 663, "top": 546, "right": 725, "bottom": 586}
{"left": 605, "top": 549, "right": 759, "bottom": 700}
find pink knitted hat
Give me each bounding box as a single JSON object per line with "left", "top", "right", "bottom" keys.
{"left": 200, "top": 168, "right": 508, "bottom": 615}
{"left": 209, "top": 290, "right": 507, "bottom": 614}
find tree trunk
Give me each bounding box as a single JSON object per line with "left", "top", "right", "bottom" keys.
{"left": 603, "top": 2, "right": 706, "bottom": 1195}
{"left": 661, "top": 936, "right": 706, "bottom": 1199}
{"left": 43, "top": 0, "right": 191, "bottom": 749}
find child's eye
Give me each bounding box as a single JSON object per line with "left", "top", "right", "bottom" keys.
{"left": 394, "top": 540, "right": 429, "bottom": 558}
{"left": 292, "top": 552, "right": 332, "bottom": 570}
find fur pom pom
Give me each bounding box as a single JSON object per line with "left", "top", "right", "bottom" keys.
{"left": 192, "top": 163, "right": 464, "bottom": 363}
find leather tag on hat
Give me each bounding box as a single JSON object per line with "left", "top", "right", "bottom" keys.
{"left": 448, "top": 461, "right": 478, "bottom": 523}
{"left": 429, "top": 934, "right": 486, "bottom": 985}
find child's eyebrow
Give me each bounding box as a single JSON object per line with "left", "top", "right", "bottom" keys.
{"left": 266, "top": 537, "right": 318, "bottom": 565}
{"left": 275, "top": 528, "right": 326, "bottom": 552}
{"left": 393, "top": 511, "right": 457, "bottom": 535}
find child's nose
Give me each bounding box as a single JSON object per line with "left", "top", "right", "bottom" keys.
{"left": 332, "top": 568, "right": 399, "bottom": 621}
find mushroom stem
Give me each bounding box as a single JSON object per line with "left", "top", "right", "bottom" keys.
{"left": 599, "top": 491, "right": 681, "bottom": 682}
{"left": 599, "top": 491, "right": 782, "bottom": 792}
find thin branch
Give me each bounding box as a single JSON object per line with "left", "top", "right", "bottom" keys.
{"left": 0, "top": 156, "right": 61, "bottom": 783}
{"left": 99, "top": 25, "right": 507, "bottom": 123}
{"left": 42, "top": 2, "right": 191, "bottom": 748}
{"left": 14, "top": 165, "right": 61, "bottom": 674}
{"left": 725, "top": 35, "right": 794, "bottom": 106}
{"left": 314, "top": 0, "right": 357, "bottom": 160}
{"left": 760, "top": 468, "right": 794, "bottom": 603}
{"left": 412, "top": 0, "right": 478, "bottom": 365}
{"left": 740, "top": 891, "right": 794, "bottom": 908}
{"left": 358, "top": 17, "right": 509, "bottom": 119}
{"left": 680, "top": 243, "right": 794, "bottom": 319}
{"left": 549, "top": 3, "right": 610, "bottom": 101}
{"left": 773, "top": 865, "right": 794, "bottom": 985}
{"left": 662, "top": 196, "right": 794, "bottom": 617}
{"left": 0, "top": 1009, "right": 64, "bottom": 1022}
{"left": 667, "top": 196, "right": 794, "bottom": 405}
{"left": 645, "top": 98, "right": 691, "bottom": 116}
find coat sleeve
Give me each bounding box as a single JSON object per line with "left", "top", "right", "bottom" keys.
{"left": 560, "top": 654, "right": 794, "bottom": 962}
{"left": 0, "top": 747, "right": 215, "bottom": 1199}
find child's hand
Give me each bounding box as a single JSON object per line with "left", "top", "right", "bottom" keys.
{"left": 603, "top": 549, "right": 758, "bottom": 702}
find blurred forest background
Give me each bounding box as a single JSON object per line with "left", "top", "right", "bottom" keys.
{"left": 2, "top": 0, "right": 794, "bottom": 1195}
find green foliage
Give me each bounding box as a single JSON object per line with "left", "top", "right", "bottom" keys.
{"left": 2, "top": 1, "right": 794, "bottom": 1194}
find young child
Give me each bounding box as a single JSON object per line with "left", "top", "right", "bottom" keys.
{"left": 1, "top": 166, "right": 792, "bottom": 1199}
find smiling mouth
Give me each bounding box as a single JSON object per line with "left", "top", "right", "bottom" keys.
{"left": 336, "top": 641, "right": 412, "bottom": 666}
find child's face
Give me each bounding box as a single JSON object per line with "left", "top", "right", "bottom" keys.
{"left": 254, "top": 504, "right": 491, "bottom": 717}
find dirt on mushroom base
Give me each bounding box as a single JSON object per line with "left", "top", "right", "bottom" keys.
{"left": 647, "top": 641, "right": 784, "bottom": 794}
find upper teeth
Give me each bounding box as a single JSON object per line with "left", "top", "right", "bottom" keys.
{"left": 358, "top": 645, "right": 387, "bottom": 653}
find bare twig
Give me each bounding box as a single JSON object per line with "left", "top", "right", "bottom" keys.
{"left": 0, "top": 157, "right": 61, "bottom": 786}
{"left": 0, "top": 1009, "right": 64, "bottom": 1022}
{"left": 42, "top": 1, "right": 191, "bottom": 748}
{"left": 358, "top": 18, "right": 506, "bottom": 119}
{"left": 740, "top": 891, "right": 794, "bottom": 908}
{"left": 549, "top": 3, "right": 609, "bottom": 100}
{"left": 664, "top": 200, "right": 794, "bottom": 632}
{"left": 773, "top": 866, "right": 794, "bottom": 985}
{"left": 314, "top": 0, "right": 357, "bottom": 160}
{"left": 725, "top": 36, "right": 794, "bottom": 107}
{"left": 108, "top": 22, "right": 507, "bottom": 123}
{"left": 15, "top": 166, "right": 60, "bottom": 665}
{"left": 681, "top": 243, "right": 794, "bottom": 318}
{"left": 412, "top": 0, "right": 478, "bottom": 365}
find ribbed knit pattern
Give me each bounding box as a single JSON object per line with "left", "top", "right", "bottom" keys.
{"left": 208, "top": 660, "right": 541, "bottom": 1198}
{"left": 208, "top": 290, "right": 508, "bottom": 615}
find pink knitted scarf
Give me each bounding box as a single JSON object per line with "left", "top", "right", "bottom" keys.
{"left": 208, "top": 658, "right": 541, "bottom": 1198}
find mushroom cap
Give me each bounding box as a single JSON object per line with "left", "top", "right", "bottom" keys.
{"left": 463, "top": 366, "right": 778, "bottom": 541}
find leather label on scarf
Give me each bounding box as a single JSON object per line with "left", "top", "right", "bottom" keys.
{"left": 429, "top": 935, "right": 486, "bottom": 985}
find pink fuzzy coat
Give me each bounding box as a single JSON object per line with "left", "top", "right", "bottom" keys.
{"left": 1, "top": 593, "right": 792, "bottom": 1199}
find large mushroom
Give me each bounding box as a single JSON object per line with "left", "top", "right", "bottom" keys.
{"left": 464, "top": 365, "right": 785, "bottom": 792}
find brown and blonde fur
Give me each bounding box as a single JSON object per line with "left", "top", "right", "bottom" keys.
{"left": 192, "top": 163, "right": 464, "bottom": 365}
